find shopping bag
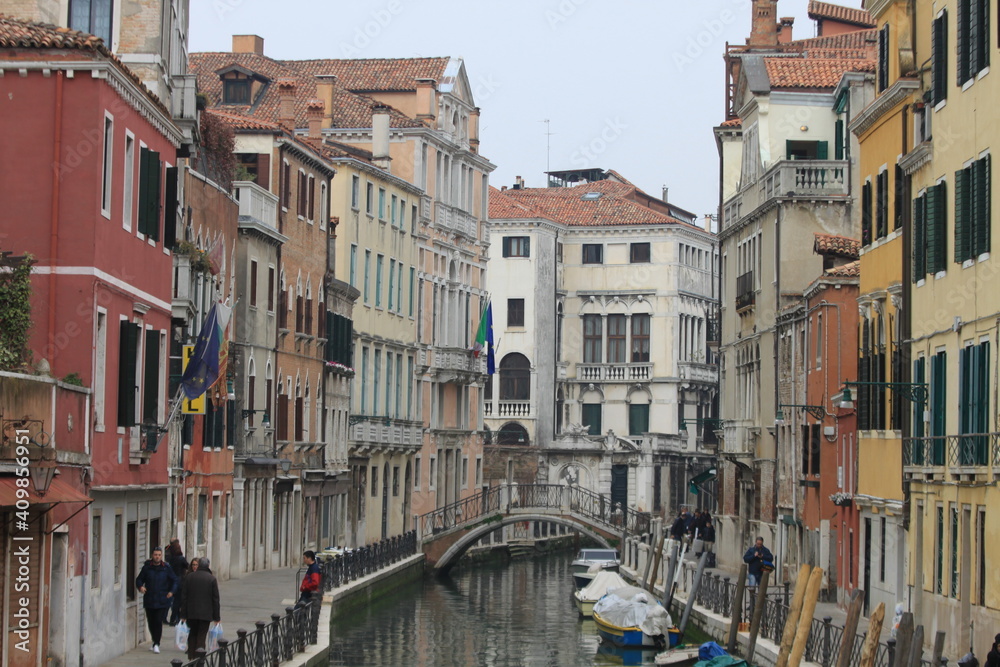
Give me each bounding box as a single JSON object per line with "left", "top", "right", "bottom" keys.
{"left": 175, "top": 621, "right": 189, "bottom": 652}
{"left": 207, "top": 622, "right": 224, "bottom": 652}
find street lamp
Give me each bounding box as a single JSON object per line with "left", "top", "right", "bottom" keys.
{"left": 841, "top": 381, "right": 928, "bottom": 406}
{"left": 777, "top": 404, "right": 827, "bottom": 421}
{"left": 29, "top": 460, "right": 57, "bottom": 497}
{"left": 242, "top": 409, "right": 271, "bottom": 428}
{"left": 680, "top": 417, "right": 723, "bottom": 432}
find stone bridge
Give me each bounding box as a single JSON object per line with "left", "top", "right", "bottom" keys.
{"left": 416, "top": 484, "right": 651, "bottom": 573}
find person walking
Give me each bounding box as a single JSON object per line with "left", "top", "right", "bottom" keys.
{"left": 180, "top": 557, "right": 221, "bottom": 660}
{"left": 669, "top": 511, "right": 688, "bottom": 541}
{"left": 702, "top": 519, "right": 717, "bottom": 565}
{"left": 742, "top": 536, "right": 774, "bottom": 586}
{"left": 985, "top": 634, "right": 1000, "bottom": 667}
{"left": 298, "top": 550, "right": 322, "bottom": 606}
{"left": 165, "top": 538, "right": 188, "bottom": 626}
{"left": 135, "top": 546, "right": 179, "bottom": 654}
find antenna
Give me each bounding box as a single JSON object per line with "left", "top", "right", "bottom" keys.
{"left": 541, "top": 119, "right": 554, "bottom": 183}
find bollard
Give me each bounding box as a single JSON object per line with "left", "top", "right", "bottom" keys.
{"left": 217, "top": 639, "right": 229, "bottom": 667}
{"left": 822, "top": 616, "right": 833, "bottom": 667}
{"left": 887, "top": 639, "right": 897, "bottom": 667}
{"left": 255, "top": 621, "right": 266, "bottom": 664}
{"left": 194, "top": 647, "right": 207, "bottom": 666}
{"left": 784, "top": 581, "right": 791, "bottom": 606}
{"left": 171, "top": 660, "right": 184, "bottom": 667}
{"left": 723, "top": 576, "right": 731, "bottom": 615}
{"left": 237, "top": 629, "right": 248, "bottom": 666}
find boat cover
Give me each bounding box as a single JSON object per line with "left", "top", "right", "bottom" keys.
{"left": 592, "top": 586, "right": 672, "bottom": 636}
{"left": 577, "top": 570, "right": 630, "bottom": 603}
{"left": 693, "top": 655, "right": 747, "bottom": 667}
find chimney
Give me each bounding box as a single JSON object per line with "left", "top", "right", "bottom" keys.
{"left": 306, "top": 99, "right": 324, "bottom": 139}
{"left": 778, "top": 17, "right": 795, "bottom": 44}
{"left": 469, "top": 107, "right": 481, "bottom": 154}
{"left": 512, "top": 176, "right": 524, "bottom": 190}
{"left": 748, "top": 0, "right": 779, "bottom": 48}
{"left": 314, "top": 75, "right": 337, "bottom": 130}
{"left": 501, "top": 185, "right": 508, "bottom": 191}
{"left": 372, "top": 104, "right": 392, "bottom": 171}
{"left": 704, "top": 215, "right": 714, "bottom": 233}
{"left": 277, "top": 78, "right": 296, "bottom": 131}
{"left": 232, "top": 35, "right": 265, "bottom": 55}
{"left": 661, "top": 186, "right": 669, "bottom": 203}
{"left": 415, "top": 78, "right": 437, "bottom": 125}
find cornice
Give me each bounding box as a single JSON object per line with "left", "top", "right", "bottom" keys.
{"left": 850, "top": 78, "right": 920, "bottom": 137}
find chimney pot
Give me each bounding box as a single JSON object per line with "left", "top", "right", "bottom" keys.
{"left": 232, "top": 35, "right": 265, "bottom": 55}
{"left": 748, "top": 0, "right": 779, "bottom": 48}
{"left": 314, "top": 75, "right": 337, "bottom": 130}
{"left": 415, "top": 78, "right": 437, "bottom": 125}
{"left": 277, "top": 78, "right": 296, "bottom": 131}
{"left": 372, "top": 104, "right": 392, "bottom": 172}
{"left": 306, "top": 99, "right": 324, "bottom": 139}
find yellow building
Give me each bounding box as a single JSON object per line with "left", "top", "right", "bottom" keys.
{"left": 849, "top": 0, "right": 921, "bottom": 618}
{"left": 891, "top": 0, "right": 999, "bottom": 654}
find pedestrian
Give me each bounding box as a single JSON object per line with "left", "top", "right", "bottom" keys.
{"left": 165, "top": 538, "right": 188, "bottom": 626}
{"left": 135, "top": 546, "right": 179, "bottom": 654}
{"left": 702, "top": 519, "right": 717, "bottom": 567}
{"left": 985, "top": 634, "right": 1000, "bottom": 667}
{"left": 180, "top": 557, "right": 221, "bottom": 660}
{"left": 298, "top": 550, "right": 321, "bottom": 606}
{"left": 669, "top": 511, "right": 687, "bottom": 541}
{"left": 742, "top": 536, "right": 774, "bottom": 586}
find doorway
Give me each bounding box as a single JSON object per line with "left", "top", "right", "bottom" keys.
{"left": 611, "top": 465, "right": 628, "bottom": 512}
{"left": 863, "top": 517, "right": 872, "bottom": 615}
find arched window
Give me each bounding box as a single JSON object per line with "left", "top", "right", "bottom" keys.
{"left": 497, "top": 422, "right": 529, "bottom": 445}
{"left": 499, "top": 353, "right": 530, "bottom": 400}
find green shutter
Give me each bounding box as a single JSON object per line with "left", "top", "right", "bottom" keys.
{"left": 137, "top": 147, "right": 149, "bottom": 235}
{"left": 142, "top": 329, "right": 159, "bottom": 424}
{"left": 926, "top": 187, "right": 939, "bottom": 273}
{"left": 933, "top": 13, "right": 948, "bottom": 104}
{"left": 582, "top": 404, "right": 602, "bottom": 436}
{"left": 862, "top": 181, "right": 873, "bottom": 245}
{"left": 958, "top": 0, "right": 971, "bottom": 83}
{"left": 978, "top": 0, "right": 990, "bottom": 72}
{"left": 117, "top": 321, "right": 140, "bottom": 427}
{"left": 974, "top": 155, "right": 991, "bottom": 256}
{"left": 927, "top": 183, "right": 947, "bottom": 274}
{"left": 970, "top": 0, "right": 981, "bottom": 79}
{"left": 955, "top": 167, "right": 970, "bottom": 262}
{"left": 835, "top": 120, "right": 844, "bottom": 160}
{"left": 524, "top": 237, "right": 530, "bottom": 257}
{"left": 977, "top": 342, "right": 990, "bottom": 462}
{"left": 932, "top": 352, "right": 947, "bottom": 464}
{"left": 913, "top": 194, "right": 927, "bottom": 281}
{"left": 786, "top": 140, "right": 793, "bottom": 160}
{"left": 629, "top": 404, "right": 649, "bottom": 435}
{"left": 816, "top": 141, "right": 829, "bottom": 160}
{"left": 147, "top": 151, "right": 161, "bottom": 241}
{"left": 912, "top": 358, "right": 926, "bottom": 464}
{"left": 163, "top": 166, "right": 178, "bottom": 248}
{"left": 502, "top": 237, "right": 511, "bottom": 257}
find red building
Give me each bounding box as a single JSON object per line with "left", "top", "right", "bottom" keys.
{"left": 0, "top": 17, "right": 183, "bottom": 663}
{"left": 803, "top": 234, "right": 860, "bottom": 604}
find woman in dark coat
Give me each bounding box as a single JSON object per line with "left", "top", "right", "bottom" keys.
{"left": 165, "top": 539, "right": 188, "bottom": 626}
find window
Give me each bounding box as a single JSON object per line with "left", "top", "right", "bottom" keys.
{"left": 816, "top": 313, "right": 823, "bottom": 369}
{"left": 411, "top": 204, "right": 418, "bottom": 234}
{"left": 785, "top": 140, "right": 828, "bottom": 160}
{"left": 583, "top": 315, "right": 602, "bottom": 363}
{"left": 951, "top": 506, "right": 959, "bottom": 597}
{"left": 137, "top": 147, "right": 161, "bottom": 241}
{"left": 395, "top": 353, "right": 403, "bottom": 418}
{"left": 90, "top": 513, "right": 101, "bottom": 587}
{"left": 876, "top": 170, "right": 888, "bottom": 240}
{"left": 861, "top": 180, "right": 873, "bottom": 246}
{"left": 376, "top": 254, "right": 384, "bottom": 307}
{"left": 360, "top": 347, "right": 369, "bottom": 414}
{"left": 835, "top": 118, "right": 845, "bottom": 160}
{"left": 499, "top": 353, "right": 530, "bottom": 400}
{"left": 497, "top": 423, "right": 529, "bottom": 445}
{"left": 122, "top": 134, "right": 135, "bottom": 230}
{"left": 414, "top": 456, "right": 421, "bottom": 490}
{"left": 307, "top": 175, "right": 316, "bottom": 221}
{"left": 378, "top": 188, "right": 386, "bottom": 219}
{"left": 958, "top": 341, "right": 990, "bottom": 464}
{"left": 880, "top": 516, "right": 887, "bottom": 583}
{"left": 582, "top": 244, "right": 603, "bottom": 264}
{"left": 921, "top": 182, "right": 948, "bottom": 277}
{"left": 409, "top": 267, "right": 415, "bottom": 316}
{"left": 932, "top": 11, "right": 949, "bottom": 104}
{"left": 930, "top": 350, "right": 948, "bottom": 464}
{"left": 223, "top": 78, "right": 251, "bottom": 105}
{"left": 373, "top": 350, "right": 381, "bottom": 416}
{"left": 607, "top": 315, "right": 626, "bottom": 363}
{"left": 502, "top": 236, "right": 530, "bottom": 258}
{"left": 113, "top": 512, "right": 122, "bottom": 584}
{"left": 349, "top": 245, "right": 357, "bottom": 287}
{"left": 95, "top": 312, "right": 107, "bottom": 428}
{"left": 407, "top": 356, "right": 414, "bottom": 419}
{"left": 351, "top": 175, "right": 360, "bottom": 209}
{"left": 366, "top": 182, "right": 374, "bottom": 215}
{"left": 393, "top": 466, "right": 400, "bottom": 496}
{"left": 70, "top": 0, "right": 113, "bottom": 43}
{"left": 507, "top": 298, "right": 525, "bottom": 327}
{"left": 142, "top": 329, "right": 160, "bottom": 424}
{"left": 582, "top": 403, "right": 602, "bottom": 436}
{"left": 363, "top": 250, "right": 371, "bottom": 303}
{"left": 281, "top": 161, "right": 291, "bottom": 209}
{"left": 630, "top": 242, "right": 651, "bottom": 263}
{"left": 957, "top": 0, "right": 990, "bottom": 85}
{"left": 400, "top": 199, "right": 407, "bottom": 231}
{"left": 877, "top": 23, "right": 889, "bottom": 92}
{"left": 249, "top": 260, "right": 258, "bottom": 307}
{"left": 101, "top": 115, "right": 113, "bottom": 217}
{"left": 955, "top": 155, "right": 991, "bottom": 263}
{"left": 371, "top": 466, "right": 378, "bottom": 497}
{"left": 396, "top": 263, "right": 403, "bottom": 312}
{"left": 631, "top": 314, "right": 650, "bottom": 362}
{"left": 391, "top": 195, "right": 398, "bottom": 226}
{"left": 388, "top": 259, "right": 396, "bottom": 311}
{"left": 296, "top": 171, "right": 307, "bottom": 218}
{"left": 116, "top": 321, "right": 140, "bottom": 427}
{"left": 628, "top": 403, "right": 649, "bottom": 435}
{"left": 267, "top": 267, "right": 275, "bottom": 312}
{"left": 385, "top": 353, "right": 393, "bottom": 417}
{"left": 936, "top": 506, "right": 945, "bottom": 594}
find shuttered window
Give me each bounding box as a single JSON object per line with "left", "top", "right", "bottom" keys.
{"left": 912, "top": 358, "right": 926, "bottom": 464}
{"left": 926, "top": 182, "right": 947, "bottom": 275}
{"left": 876, "top": 170, "right": 889, "bottom": 240}
{"left": 142, "top": 329, "right": 159, "bottom": 424}
{"left": 861, "top": 181, "right": 873, "bottom": 246}
{"left": 629, "top": 404, "right": 649, "bottom": 435}
{"left": 117, "top": 321, "right": 140, "bottom": 427}
{"left": 932, "top": 11, "right": 948, "bottom": 104}
{"left": 913, "top": 193, "right": 927, "bottom": 281}
{"left": 163, "top": 166, "right": 178, "bottom": 247}
{"left": 931, "top": 351, "right": 947, "bottom": 465}
{"left": 502, "top": 236, "right": 530, "bottom": 258}
{"left": 958, "top": 0, "right": 990, "bottom": 84}
{"left": 959, "top": 342, "right": 990, "bottom": 464}
{"left": 137, "top": 147, "right": 161, "bottom": 240}
{"left": 973, "top": 155, "right": 991, "bottom": 256}
{"left": 893, "top": 165, "right": 905, "bottom": 231}
{"left": 582, "top": 403, "right": 602, "bottom": 436}
{"left": 834, "top": 119, "right": 844, "bottom": 160}
{"left": 877, "top": 24, "right": 890, "bottom": 91}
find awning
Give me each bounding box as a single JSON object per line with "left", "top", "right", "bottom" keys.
{"left": 0, "top": 477, "right": 92, "bottom": 507}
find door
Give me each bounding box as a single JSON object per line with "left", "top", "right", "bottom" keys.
{"left": 863, "top": 518, "right": 872, "bottom": 615}
{"left": 611, "top": 464, "right": 628, "bottom": 513}
{"left": 381, "top": 462, "right": 390, "bottom": 539}
{"left": 127, "top": 521, "right": 139, "bottom": 645}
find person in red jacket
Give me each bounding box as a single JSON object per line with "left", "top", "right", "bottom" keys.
{"left": 298, "top": 551, "right": 321, "bottom": 606}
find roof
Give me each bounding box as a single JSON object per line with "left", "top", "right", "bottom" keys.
{"left": 491, "top": 179, "right": 700, "bottom": 229}
{"left": 292, "top": 57, "right": 451, "bottom": 92}
{"left": 825, "top": 259, "right": 860, "bottom": 277}
{"left": 719, "top": 118, "right": 743, "bottom": 128}
{"left": 188, "top": 52, "right": 425, "bottom": 130}
{"left": 764, "top": 56, "right": 875, "bottom": 89}
{"left": 794, "top": 29, "right": 878, "bottom": 58}
{"left": 814, "top": 233, "right": 861, "bottom": 259}
{"left": 209, "top": 109, "right": 376, "bottom": 163}
{"left": 807, "top": 1, "right": 876, "bottom": 28}
{"left": 0, "top": 15, "right": 171, "bottom": 116}
{"left": 207, "top": 109, "right": 282, "bottom": 132}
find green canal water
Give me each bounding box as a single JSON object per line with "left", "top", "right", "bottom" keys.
{"left": 327, "top": 550, "right": 712, "bottom": 666}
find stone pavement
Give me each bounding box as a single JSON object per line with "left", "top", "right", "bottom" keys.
{"left": 102, "top": 567, "right": 303, "bottom": 666}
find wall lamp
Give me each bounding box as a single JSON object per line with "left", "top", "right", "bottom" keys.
{"left": 242, "top": 409, "right": 271, "bottom": 428}
{"left": 841, "top": 381, "right": 928, "bottom": 406}
{"left": 776, "top": 404, "right": 826, "bottom": 424}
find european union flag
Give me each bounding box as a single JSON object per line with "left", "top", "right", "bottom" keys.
{"left": 180, "top": 302, "right": 230, "bottom": 400}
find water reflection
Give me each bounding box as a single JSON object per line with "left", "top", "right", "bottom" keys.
{"left": 327, "top": 551, "right": 650, "bottom": 666}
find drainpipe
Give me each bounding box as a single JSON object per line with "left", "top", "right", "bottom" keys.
{"left": 79, "top": 550, "right": 86, "bottom": 667}
{"left": 49, "top": 71, "right": 65, "bottom": 367}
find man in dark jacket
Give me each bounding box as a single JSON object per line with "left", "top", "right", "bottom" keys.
{"left": 180, "top": 557, "right": 221, "bottom": 660}
{"left": 165, "top": 538, "right": 188, "bottom": 626}
{"left": 669, "top": 511, "right": 688, "bottom": 541}
{"left": 135, "top": 546, "right": 179, "bottom": 654}
{"left": 298, "top": 551, "right": 322, "bottom": 606}
{"left": 743, "top": 537, "right": 774, "bottom": 586}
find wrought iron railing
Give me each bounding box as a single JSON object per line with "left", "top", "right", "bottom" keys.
{"left": 417, "top": 484, "right": 651, "bottom": 539}
{"left": 317, "top": 532, "right": 418, "bottom": 589}
{"left": 903, "top": 433, "right": 1000, "bottom": 468}
{"left": 736, "top": 271, "right": 755, "bottom": 309}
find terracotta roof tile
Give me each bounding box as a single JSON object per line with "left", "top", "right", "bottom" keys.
{"left": 207, "top": 109, "right": 282, "bottom": 132}
{"left": 826, "top": 259, "right": 860, "bottom": 277}
{"left": 814, "top": 233, "right": 861, "bottom": 259}
{"left": 292, "top": 57, "right": 451, "bottom": 92}
{"left": 188, "top": 52, "right": 424, "bottom": 130}
{"left": 208, "top": 109, "right": 374, "bottom": 163}
{"left": 719, "top": 118, "right": 743, "bottom": 127}
{"left": 488, "top": 187, "right": 547, "bottom": 220}
{"left": 794, "top": 29, "right": 878, "bottom": 57}
{"left": 807, "top": 1, "right": 876, "bottom": 28}
{"left": 765, "top": 57, "right": 875, "bottom": 89}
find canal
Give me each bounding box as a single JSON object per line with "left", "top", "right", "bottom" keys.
{"left": 327, "top": 549, "right": 709, "bottom": 666}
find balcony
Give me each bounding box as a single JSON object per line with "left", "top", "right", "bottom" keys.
{"left": 735, "top": 271, "right": 755, "bottom": 310}
{"left": 678, "top": 362, "right": 718, "bottom": 384}
{"left": 722, "top": 159, "right": 849, "bottom": 231}
{"left": 431, "top": 347, "right": 478, "bottom": 373}
{"left": 903, "top": 434, "right": 1000, "bottom": 478}
{"left": 433, "top": 201, "right": 477, "bottom": 239}
{"left": 420, "top": 195, "right": 433, "bottom": 223}
{"left": 576, "top": 363, "right": 652, "bottom": 382}
{"left": 349, "top": 417, "right": 423, "bottom": 452}
{"left": 170, "top": 73, "right": 198, "bottom": 149}
{"left": 484, "top": 400, "right": 532, "bottom": 418}
{"left": 235, "top": 181, "right": 279, "bottom": 231}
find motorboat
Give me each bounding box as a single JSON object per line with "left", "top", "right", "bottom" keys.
{"left": 571, "top": 547, "right": 620, "bottom": 588}
{"left": 653, "top": 646, "right": 701, "bottom": 666}
{"left": 592, "top": 585, "right": 672, "bottom": 649}
{"left": 574, "top": 570, "right": 629, "bottom": 617}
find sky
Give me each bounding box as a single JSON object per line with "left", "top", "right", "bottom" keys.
{"left": 189, "top": 0, "right": 865, "bottom": 221}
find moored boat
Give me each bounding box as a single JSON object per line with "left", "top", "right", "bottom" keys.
{"left": 574, "top": 570, "right": 629, "bottom": 617}
{"left": 571, "top": 547, "right": 620, "bottom": 588}
{"left": 592, "top": 585, "right": 672, "bottom": 649}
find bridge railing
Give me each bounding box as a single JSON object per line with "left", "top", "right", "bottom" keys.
{"left": 417, "top": 484, "right": 651, "bottom": 540}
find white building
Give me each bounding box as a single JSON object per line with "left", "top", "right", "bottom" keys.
{"left": 486, "top": 171, "right": 719, "bottom": 517}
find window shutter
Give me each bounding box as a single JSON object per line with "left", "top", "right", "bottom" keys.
{"left": 933, "top": 13, "right": 948, "bottom": 104}
{"left": 149, "top": 152, "right": 161, "bottom": 241}
{"left": 958, "top": 0, "right": 971, "bottom": 83}
{"left": 117, "top": 321, "right": 140, "bottom": 427}
{"left": 163, "top": 166, "right": 178, "bottom": 248}
{"left": 955, "top": 167, "right": 970, "bottom": 262}
{"left": 862, "top": 181, "right": 873, "bottom": 245}
{"left": 913, "top": 194, "right": 927, "bottom": 281}
{"left": 876, "top": 171, "right": 886, "bottom": 239}
{"left": 894, "top": 165, "right": 904, "bottom": 230}
{"left": 137, "top": 147, "right": 150, "bottom": 235}
{"left": 817, "top": 141, "right": 829, "bottom": 160}
{"left": 927, "top": 183, "right": 946, "bottom": 274}
{"left": 786, "top": 139, "right": 793, "bottom": 160}
{"left": 835, "top": 120, "right": 844, "bottom": 160}
{"left": 978, "top": 0, "right": 990, "bottom": 72}
{"left": 524, "top": 237, "right": 530, "bottom": 257}
{"left": 878, "top": 25, "right": 889, "bottom": 91}
{"left": 142, "top": 329, "right": 159, "bottom": 424}
{"left": 975, "top": 155, "right": 991, "bottom": 256}
{"left": 502, "top": 237, "right": 511, "bottom": 258}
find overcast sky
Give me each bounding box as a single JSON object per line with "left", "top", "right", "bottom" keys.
{"left": 190, "top": 0, "right": 864, "bottom": 220}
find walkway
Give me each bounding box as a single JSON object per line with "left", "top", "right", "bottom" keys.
{"left": 103, "top": 567, "right": 302, "bottom": 666}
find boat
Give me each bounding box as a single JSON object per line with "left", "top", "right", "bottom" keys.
{"left": 653, "top": 645, "right": 701, "bottom": 666}
{"left": 592, "top": 585, "right": 673, "bottom": 649}
{"left": 595, "top": 642, "right": 661, "bottom": 665}
{"left": 574, "top": 570, "right": 629, "bottom": 617}
{"left": 571, "top": 547, "right": 620, "bottom": 588}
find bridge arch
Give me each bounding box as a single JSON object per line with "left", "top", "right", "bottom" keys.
{"left": 432, "top": 513, "right": 613, "bottom": 573}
